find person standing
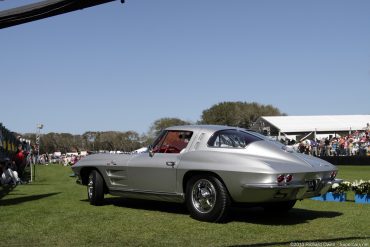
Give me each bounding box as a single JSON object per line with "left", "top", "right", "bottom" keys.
{"left": 13, "top": 144, "right": 26, "bottom": 178}
{"left": 324, "top": 138, "right": 331, "bottom": 156}
{"left": 311, "top": 139, "right": 318, "bottom": 156}
{"left": 348, "top": 138, "right": 354, "bottom": 156}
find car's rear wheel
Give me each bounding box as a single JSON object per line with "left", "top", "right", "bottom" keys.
{"left": 263, "top": 200, "right": 296, "bottom": 212}
{"left": 186, "top": 175, "right": 230, "bottom": 222}
{"left": 87, "top": 170, "right": 104, "bottom": 206}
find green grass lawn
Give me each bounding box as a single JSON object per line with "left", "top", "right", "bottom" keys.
{"left": 0, "top": 165, "right": 369, "bottom": 247}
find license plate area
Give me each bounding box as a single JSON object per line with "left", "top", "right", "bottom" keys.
{"left": 306, "top": 179, "right": 321, "bottom": 191}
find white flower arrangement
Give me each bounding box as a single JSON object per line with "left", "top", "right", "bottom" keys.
{"left": 351, "top": 180, "right": 370, "bottom": 195}
{"left": 328, "top": 181, "right": 351, "bottom": 194}
{"left": 327, "top": 180, "right": 370, "bottom": 195}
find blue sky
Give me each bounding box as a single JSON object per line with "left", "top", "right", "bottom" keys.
{"left": 1, "top": 0, "right": 369, "bottom": 135}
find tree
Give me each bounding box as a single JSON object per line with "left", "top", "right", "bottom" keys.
{"left": 18, "top": 101, "right": 283, "bottom": 154}
{"left": 200, "top": 101, "right": 284, "bottom": 129}
{"left": 86, "top": 131, "right": 142, "bottom": 152}
{"left": 147, "top": 118, "right": 191, "bottom": 140}
{"left": 23, "top": 130, "right": 143, "bottom": 154}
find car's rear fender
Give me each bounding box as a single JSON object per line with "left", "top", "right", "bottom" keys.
{"left": 181, "top": 170, "right": 234, "bottom": 203}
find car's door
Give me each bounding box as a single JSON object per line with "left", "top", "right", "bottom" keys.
{"left": 128, "top": 130, "right": 193, "bottom": 193}
{"left": 127, "top": 152, "right": 180, "bottom": 193}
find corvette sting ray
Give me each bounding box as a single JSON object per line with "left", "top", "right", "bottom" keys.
{"left": 71, "top": 125, "right": 341, "bottom": 222}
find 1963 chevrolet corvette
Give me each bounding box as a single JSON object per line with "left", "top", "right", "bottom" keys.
{"left": 72, "top": 125, "right": 341, "bottom": 222}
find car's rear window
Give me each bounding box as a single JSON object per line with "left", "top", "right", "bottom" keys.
{"left": 207, "top": 129, "right": 262, "bottom": 148}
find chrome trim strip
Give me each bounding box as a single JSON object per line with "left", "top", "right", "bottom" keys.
{"left": 241, "top": 183, "right": 305, "bottom": 189}
{"left": 110, "top": 188, "right": 185, "bottom": 201}
{"left": 242, "top": 178, "right": 342, "bottom": 190}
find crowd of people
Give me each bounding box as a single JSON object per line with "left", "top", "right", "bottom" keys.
{"left": 1, "top": 123, "right": 33, "bottom": 185}
{"left": 294, "top": 130, "right": 370, "bottom": 157}
{"left": 46, "top": 153, "right": 83, "bottom": 166}
{"left": 0, "top": 143, "right": 28, "bottom": 185}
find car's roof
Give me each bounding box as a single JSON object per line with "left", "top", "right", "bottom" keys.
{"left": 166, "top": 125, "right": 240, "bottom": 133}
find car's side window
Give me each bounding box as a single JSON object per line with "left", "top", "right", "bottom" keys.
{"left": 153, "top": 131, "right": 193, "bottom": 154}
{"left": 208, "top": 129, "right": 262, "bottom": 148}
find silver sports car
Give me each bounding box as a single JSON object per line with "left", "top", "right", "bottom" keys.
{"left": 72, "top": 125, "right": 341, "bottom": 222}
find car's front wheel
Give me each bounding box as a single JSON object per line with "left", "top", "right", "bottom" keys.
{"left": 87, "top": 170, "right": 104, "bottom": 206}
{"left": 186, "top": 175, "right": 230, "bottom": 222}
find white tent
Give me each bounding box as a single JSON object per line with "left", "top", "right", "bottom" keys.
{"left": 251, "top": 115, "right": 370, "bottom": 135}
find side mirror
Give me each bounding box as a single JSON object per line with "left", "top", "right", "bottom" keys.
{"left": 148, "top": 145, "right": 154, "bottom": 157}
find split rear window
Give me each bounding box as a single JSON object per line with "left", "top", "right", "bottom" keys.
{"left": 208, "top": 129, "right": 262, "bottom": 148}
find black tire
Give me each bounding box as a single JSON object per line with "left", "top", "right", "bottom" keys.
{"left": 185, "top": 175, "right": 230, "bottom": 222}
{"left": 87, "top": 170, "right": 104, "bottom": 206}
{"left": 263, "top": 200, "right": 296, "bottom": 213}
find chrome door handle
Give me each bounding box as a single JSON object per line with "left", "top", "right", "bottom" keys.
{"left": 166, "top": 161, "right": 175, "bottom": 167}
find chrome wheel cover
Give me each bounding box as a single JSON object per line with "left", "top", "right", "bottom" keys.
{"left": 191, "top": 179, "right": 216, "bottom": 213}
{"left": 87, "top": 174, "right": 94, "bottom": 199}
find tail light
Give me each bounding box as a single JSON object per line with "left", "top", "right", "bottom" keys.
{"left": 277, "top": 174, "right": 285, "bottom": 183}
{"left": 330, "top": 171, "right": 337, "bottom": 179}
{"left": 277, "top": 174, "right": 293, "bottom": 184}
{"left": 285, "top": 174, "right": 293, "bottom": 183}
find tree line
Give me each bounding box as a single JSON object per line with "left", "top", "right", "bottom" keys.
{"left": 23, "top": 101, "right": 283, "bottom": 154}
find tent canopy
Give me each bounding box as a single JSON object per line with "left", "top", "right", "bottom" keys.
{"left": 251, "top": 115, "right": 370, "bottom": 135}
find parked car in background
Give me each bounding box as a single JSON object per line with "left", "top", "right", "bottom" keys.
{"left": 72, "top": 125, "right": 341, "bottom": 222}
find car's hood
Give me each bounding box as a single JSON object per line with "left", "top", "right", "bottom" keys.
{"left": 245, "top": 140, "right": 336, "bottom": 171}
